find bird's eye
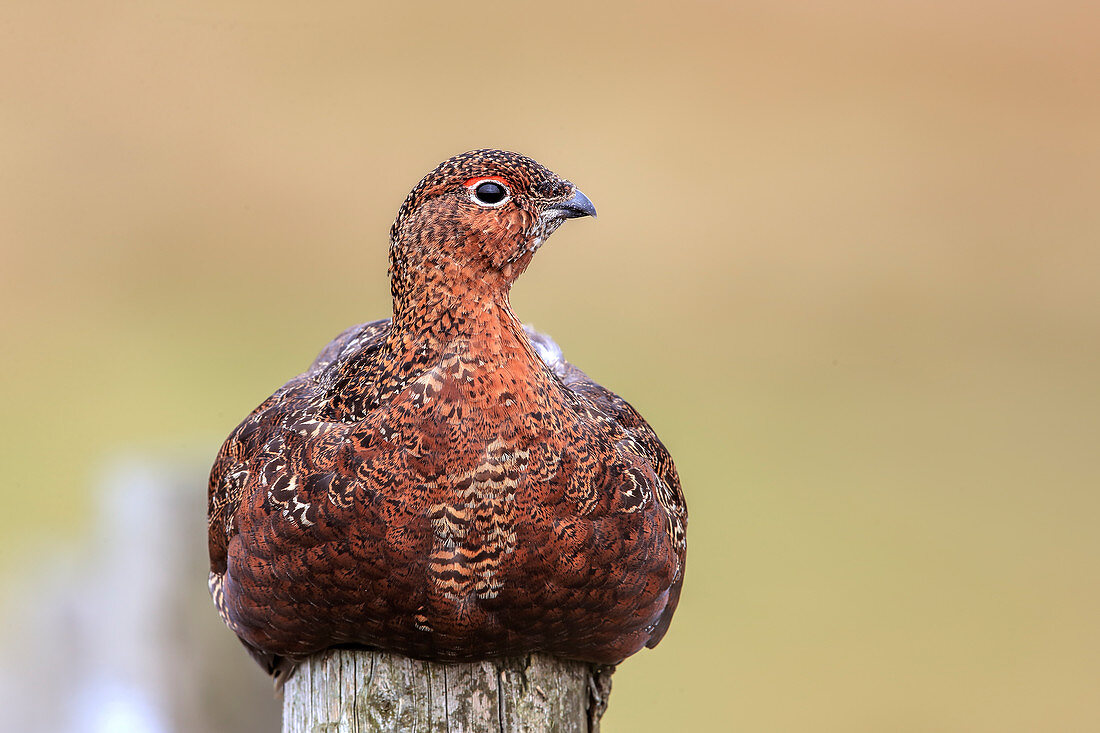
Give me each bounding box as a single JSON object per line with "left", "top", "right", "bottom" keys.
{"left": 472, "top": 180, "right": 508, "bottom": 206}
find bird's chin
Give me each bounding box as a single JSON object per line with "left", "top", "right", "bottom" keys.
{"left": 528, "top": 215, "right": 566, "bottom": 254}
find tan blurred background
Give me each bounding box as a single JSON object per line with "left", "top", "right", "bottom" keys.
{"left": 2, "top": 1, "right": 1099, "bottom": 730}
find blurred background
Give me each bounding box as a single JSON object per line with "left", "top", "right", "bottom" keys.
{"left": 2, "top": 1, "right": 1098, "bottom": 730}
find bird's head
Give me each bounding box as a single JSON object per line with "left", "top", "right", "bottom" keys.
{"left": 389, "top": 149, "right": 596, "bottom": 295}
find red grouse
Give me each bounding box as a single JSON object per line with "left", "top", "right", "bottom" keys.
{"left": 208, "top": 150, "right": 687, "bottom": 679}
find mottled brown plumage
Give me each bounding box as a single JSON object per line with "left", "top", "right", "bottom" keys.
{"left": 208, "top": 150, "right": 687, "bottom": 679}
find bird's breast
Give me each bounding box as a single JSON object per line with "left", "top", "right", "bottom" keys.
{"left": 359, "top": 350, "right": 581, "bottom": 603}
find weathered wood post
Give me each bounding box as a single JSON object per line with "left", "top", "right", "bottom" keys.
{"left": 282, "top": 649, "right": 613, "bottom": 732}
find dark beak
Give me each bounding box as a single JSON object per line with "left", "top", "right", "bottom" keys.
{"left": 552, "top": 188, "right": 597, "bottom": 219}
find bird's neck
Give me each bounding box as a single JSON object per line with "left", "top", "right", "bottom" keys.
{"left": 372, "top": 233, "right": 553, "bottom": 408}
{"left": 385, "top": 258, "right": 546, "bottom": 369}
{"left": 388, "top": 286, "right": 519, "bottom": 352}
{"left": 366, "top": 285, "right": 551, "bottom": 410}
{"left": 386, "top": 232, "right": 530, "bottom": 353}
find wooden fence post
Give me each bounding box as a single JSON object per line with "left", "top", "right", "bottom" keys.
{"left": 282, "top": 649, "right": 613, "bottom": 733}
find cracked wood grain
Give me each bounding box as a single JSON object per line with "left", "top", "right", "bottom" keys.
{"left": 282, "top": 649, "right": 613, "bottom": 733}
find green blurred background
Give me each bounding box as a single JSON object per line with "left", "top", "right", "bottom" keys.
{"left": 3, "top": 1, "right": 1099, "bottom": 730}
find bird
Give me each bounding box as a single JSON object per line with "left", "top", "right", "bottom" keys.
{"left": 207, "top": 149, "right": 687, "bottom": 681}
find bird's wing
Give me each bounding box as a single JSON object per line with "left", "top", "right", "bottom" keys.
{"left": 307, "top": 318, "right": 392, "bottom": 375}
{"left": 207, "top": 318, "right": 391, "bottom": 576}
{"left": 524, "top": 325, "right": 688, "bottom": 648}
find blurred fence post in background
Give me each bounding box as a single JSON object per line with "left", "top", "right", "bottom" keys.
{"left": 0, "top": 456, "right": 282, "bottom": 733}
{"left": 282, "top": 649, "right": 613, "bottom": 732}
